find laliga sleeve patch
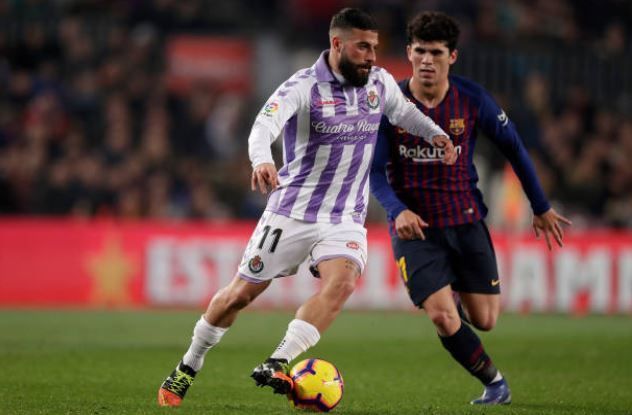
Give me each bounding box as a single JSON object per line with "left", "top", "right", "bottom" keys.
{"left": 261, "top": 101, "right": 280, "bottom": 117}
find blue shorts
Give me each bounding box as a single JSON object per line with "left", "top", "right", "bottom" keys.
{"left": 392, "top": 220, "right": 500, "bottom": 308}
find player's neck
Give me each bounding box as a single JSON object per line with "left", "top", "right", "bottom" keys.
{"left": 327, "top": 51, "right": 342, "bottom": 78}
{"left": 409, "top": 77, "right": 450, "bottom": 108}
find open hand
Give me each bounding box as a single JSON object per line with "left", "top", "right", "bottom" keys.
{"left": 533, "top": 208, "right": 573, "bottom": 250}
{"left": 251, "top": 163, "right": 279, "bottom": 194}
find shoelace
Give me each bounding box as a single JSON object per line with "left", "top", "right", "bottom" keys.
{"left": 168, "top": 371, "right": 193, "bottom": 394}
{"left": 260, "top": 362, "right": 288, "bottom": 376}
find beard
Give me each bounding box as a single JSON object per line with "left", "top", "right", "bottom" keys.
{"left": 339, "top": 53, "right": 371, "bottom": 87}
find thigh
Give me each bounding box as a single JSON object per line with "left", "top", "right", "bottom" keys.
{"left": 450, "top": 221, "right": 500, "bottom": 295}
{"left": 422, "top": 284, "right": 459, "bottom": 314}
{"left": 316, "top": 257, "right": 361, "bottom": 286}
{"left": 309, "top": 222, "right": 368, "bottom": 277}
{"left": 393, "top": 231, "right": 455, "bottom": 308}
{"left": 237, "top": 212, "right": 316, "bottom": 283}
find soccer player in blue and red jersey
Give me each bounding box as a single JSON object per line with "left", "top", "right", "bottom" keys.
{"left": 370, "top": 12, "right": 572, "bottom": 405}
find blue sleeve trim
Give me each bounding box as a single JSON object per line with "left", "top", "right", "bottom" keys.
{"left": 370, "top": 118, "right": 408, "bottom": 220}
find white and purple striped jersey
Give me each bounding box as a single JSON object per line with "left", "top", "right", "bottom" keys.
{"left": 248, "top": 50, "right": 447, "bottom": 225}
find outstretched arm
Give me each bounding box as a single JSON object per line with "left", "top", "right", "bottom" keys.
{"left": 477, "top": 89, "right": 571, "bottom": 248}
{"left": 382, "top": 73, "right": 456, "bottom": 165}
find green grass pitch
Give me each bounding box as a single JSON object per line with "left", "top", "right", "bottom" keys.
{"left": 1, "top": 310, "right": 631, "bottom": 415}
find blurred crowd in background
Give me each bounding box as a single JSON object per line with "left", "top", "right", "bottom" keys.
{"left": 0, "top": 0, "right": 630, "bottom": 228}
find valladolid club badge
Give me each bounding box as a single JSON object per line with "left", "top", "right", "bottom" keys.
{"left": 367, "top": 90, "right": 380, "bottom": 109}
{"left": 248, "top": 255, "right": 264, "bottom": 273}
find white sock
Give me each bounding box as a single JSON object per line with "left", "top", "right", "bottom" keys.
{"left": 270, "top": 319, "right": 321, "bottom": 363}
{"left": 182, "top": 316, "right": 228, "bottom": 372}
{"left": 490, "top": 371, "right": 503, "bottom": 384}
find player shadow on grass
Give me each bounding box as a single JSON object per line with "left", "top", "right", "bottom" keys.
{"left": 512, "top": 402, "right": 630, "bottom": 415}
{"left": 333, "top": 403, "right": 631, "bottom": 415}
{"left": 335, "top": 407, "right": 433, "bottom": 415}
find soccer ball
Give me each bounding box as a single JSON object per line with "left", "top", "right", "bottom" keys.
{"left": 288, "top": 358, "right": 344, "bottom": 412}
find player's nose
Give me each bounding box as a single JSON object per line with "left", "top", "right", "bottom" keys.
{"left": 365, "top": 48, "right": 376, "bottom": 63}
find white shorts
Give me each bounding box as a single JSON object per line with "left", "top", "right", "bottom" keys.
{"left": 237, "top": 211, "right": 367, "bottom": 283}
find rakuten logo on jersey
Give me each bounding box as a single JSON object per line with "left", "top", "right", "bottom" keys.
{"left": 399, "top": 144, "right": 462, "bottom": 163}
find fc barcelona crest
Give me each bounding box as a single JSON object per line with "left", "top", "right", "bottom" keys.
{"left": 248, "top": 255, "right": 264, "bottom": 273}
{"left": 449, "top": 118, "right": 465, "bottom": 135}
{"left": 367, "top": 90, "right": 380, "bottom": 109}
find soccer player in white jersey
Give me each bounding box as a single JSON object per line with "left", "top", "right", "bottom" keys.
{"left": 158, "top": 8, "right": 457, "bottom": 407}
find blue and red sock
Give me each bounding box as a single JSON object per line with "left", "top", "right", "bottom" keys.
{"left": 439, "top": 322, "right": 498, "bottom": 385}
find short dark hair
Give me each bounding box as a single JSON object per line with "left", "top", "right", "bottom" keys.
{"left": 407, "top": 12, "right": 460, "bottom": 51}
{"left": 330, "top": 8, "right": 378, "bottom": 32}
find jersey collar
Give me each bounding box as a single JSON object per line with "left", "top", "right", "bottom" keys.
{"left": 315, "top": 50, "right": 339, "bottom": 83}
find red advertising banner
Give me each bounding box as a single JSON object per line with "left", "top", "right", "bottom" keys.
{"left": 166, "top": 36, "right": 252, "bottom": 94}
{"left": 0, "top": 219, "right": 631, "bottom": 314}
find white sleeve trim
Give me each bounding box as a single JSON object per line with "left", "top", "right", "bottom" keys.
{"left": 395, "top": 102, "right": 448, "bottom": 144}
{"left": 248, "top": 121, "right": 276, "bottom": 168}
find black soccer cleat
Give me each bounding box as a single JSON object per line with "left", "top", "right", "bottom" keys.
{"left": 251, "top": 358, "right": 294, "bottom": 395}
{"left": 158, "top": 361, "right": 197, "bottom": 407}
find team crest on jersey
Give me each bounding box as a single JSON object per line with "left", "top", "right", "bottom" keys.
{"left": 449, "top": 118, "right": 465, "bottom": 135}
{"left": 248, "top": 255, "right": 264, "bottom": 273}
{"left": 367, "top": 90, "right": 380, "bottom": 109}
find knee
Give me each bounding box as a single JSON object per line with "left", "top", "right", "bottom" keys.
{"left": 471, "top": 313, "right": 497, "bottom": 332}
{"left": 213, "top": 286, "right": 256, "bottom": 312}
{"left": 322, "top": 276, "right": 356, "bottom": 307}
{"left": 428, "top": 309, "right": 460, "bottom": 334}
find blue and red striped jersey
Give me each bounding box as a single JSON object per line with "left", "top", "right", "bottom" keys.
{"left": 370, "top": 75, "right": 550, "bottom": 229}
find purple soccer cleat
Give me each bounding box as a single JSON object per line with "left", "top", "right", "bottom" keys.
{"left": 470, "top": 378, "right": 512, "bottom": 405}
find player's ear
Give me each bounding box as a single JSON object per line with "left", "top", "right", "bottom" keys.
{"left": 449, "top": 49, "right": 458, "bottom": 65}
{"left": 330, "top": 35, "right": 341, "bottom": 53}
{"left": 330, "top": 29, "right": 345, "bottom": 53}
{"left": 406, "top": 44, "right": 413, "bottom": 62}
